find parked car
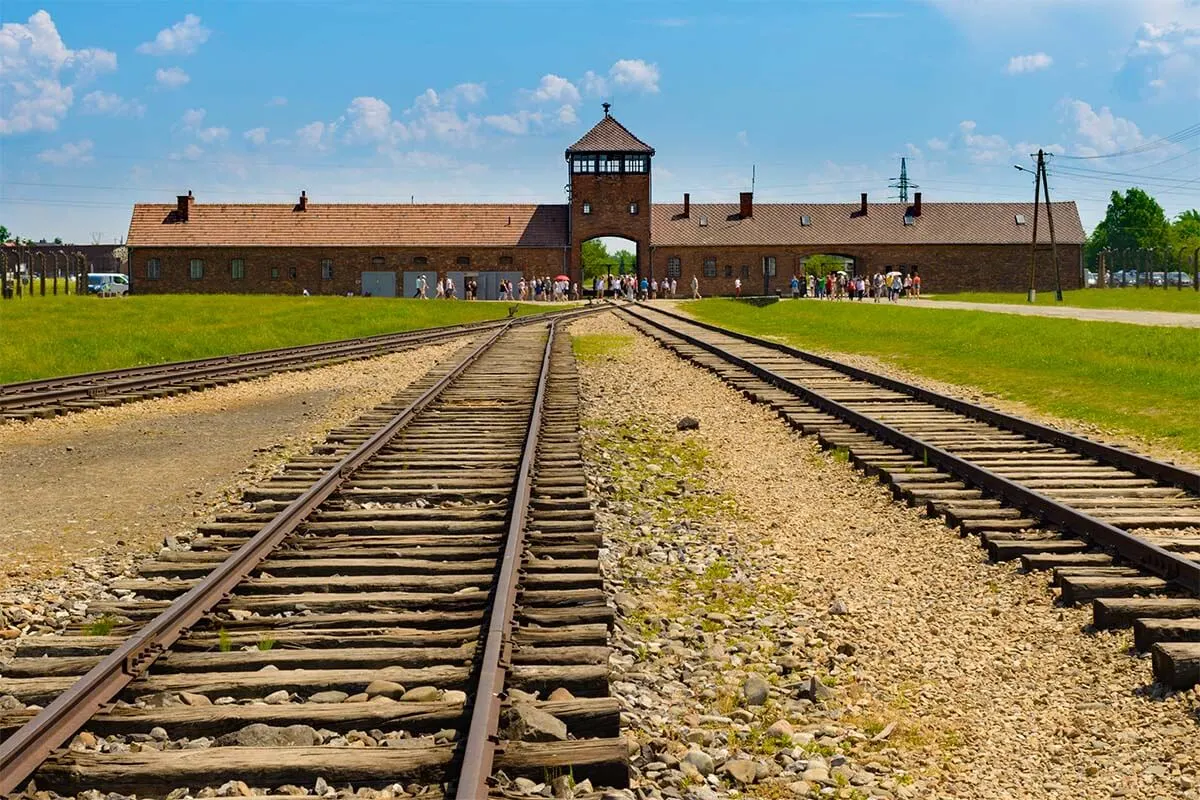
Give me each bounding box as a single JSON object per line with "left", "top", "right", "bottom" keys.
{"left": 1165, "top": 271, "right": 1195, "bottom": 287}
{"left": 1085, "top": 270, "right": 1098, "bottom": 287}
{"left": 87, "top": 273, "right": 130, "bottom": 296}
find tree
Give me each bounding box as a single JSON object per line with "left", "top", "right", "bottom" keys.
{"left": 1086, "top": 188, "right": 1171, "bottom": 268}
{"left": 53, "top": 237, "right": 63, "bottom": 245}
{"left": 581, "top": 239, "right": 638, "bottom": 281}
{"left": 0, "top": 225, "right": 9, "bottom": 243}
{"left": 1170, "top": 209, "right": 1200, "bottom": 270}
{"left": 802, "top": 254, "right": 851, "bottom": 276}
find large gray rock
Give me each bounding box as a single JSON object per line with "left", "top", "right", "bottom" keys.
{"left": 743, "top": 673, "right": 769, "bottom": 706}
{"left": 217, "top": 723, "right": 319, "bottom": 747}
{"left": 722, "top": 759, "right": 759, "bottom": 784}
{"left": 501, "top": 704, "right": 568, "bottom": 742}
{"left": 681, "top": 748, "right": 715, "bottom": 776}
{"left": 364, "top": 680, "right": 405, "bottom": 699}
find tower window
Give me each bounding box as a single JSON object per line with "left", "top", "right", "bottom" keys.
{"left": 624, "top": 155, "right": 646, "bottom": 173}
{"left": 582, "top": 202, "right": 592, "bottom": 215}
{"left": 598, "top": 155, "right": 621, "bottom": 173}
{"left": 703, "top": 258, "right": 717, "bottom": 278}
{"left": 572, "top": 155, "right": 595, "bottom": 173}
{"left": 629, "top": 202, "right": 639, "bottom": 215}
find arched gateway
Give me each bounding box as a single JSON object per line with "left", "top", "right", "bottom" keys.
{"left": 566, "top": 104, "right": 654, "bottom": 285}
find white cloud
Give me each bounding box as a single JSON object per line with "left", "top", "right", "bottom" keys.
{"left": 169, "top": 143, "right": 204, "bottom": 161}
{"left": 926, "top": 137, "right": 949, "bottom": 151}
{"left": 266, "top": 96, "right": 287, "bottom": 107}
{"left": 1119, "top": 21, "right": 1200, "bottom": 97}
{"left": 527, "top": 74, "right": 581, "bottom": 105}
{"left": 345, "top": 96, "right": 410, "bottom": 146}
{"left": 296, "top": 120, "right": 332, "bottom": 150}
{"left": 905, "top": 142, "right": 922, "bottom": 158}
{"left": 197, "top": 126, "right": 229, "bottom": 143}
{"left": 136, "top": 14, "right": 211, "bottom": 56}
{"left": 557, "top": 104, "right": 578, "bottom": 125}
{"left": 402, "top": 87, "right": 482, "bottom": 145}
{"left": 156, "top": 66, "right": 190, "bottom": 89}
{"left": 609, "top": 59, "right": 660, "bottom": 93}
{"left": 450, "top": 82, "right": 486, "bottom": 104}
{"left": 80, "top": 90, "right": 145, "bottom": 117}
{"left": 736, "top": 130, "right": 749, "bottom": 147}
{"left": 244, "top": 127, "right": 268, "bottom": 145}
{"left": 1006, "top": 52, "right": 1053, "bottom": 73}
{"left": 37, "top": 139, "right": 94, "bottom": 166}
{"left": 484, "top": 110, "right": 544, "bottom": 135}
{"left": 581, "top": 70, "right": 608, "bottom": 97}
{"left": 0, "top": 10, "right": 116, "bottom": 134}
{"left": 1064, "top": 99, "right": 1147, "bottom": 155}
{"left": 181, "top": 108, "right": 206, "bottom": 129}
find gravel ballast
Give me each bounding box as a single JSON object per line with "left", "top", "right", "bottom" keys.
{"left": 572, "top": 312, "right": 1198, "bottom": 800}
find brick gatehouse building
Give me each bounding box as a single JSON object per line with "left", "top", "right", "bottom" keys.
{"left": 127, "top": 107, "right": 1085, "bottom": 297}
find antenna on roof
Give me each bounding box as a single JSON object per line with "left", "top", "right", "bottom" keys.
{"left": 602, "top": 102, "right": 611, "bottom": 117}
{"left": 411, "top": 195, "right": 414, "bottom": 204}
{"left": 889, "top": 157, "right": 919, "bottom": 202}
{"left": 751, "top": 164, "right": 756, "bottom": 194}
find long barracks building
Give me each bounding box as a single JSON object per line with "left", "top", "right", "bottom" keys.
{"left": 127, "top": 108, "right": 1086, "bottom": 297}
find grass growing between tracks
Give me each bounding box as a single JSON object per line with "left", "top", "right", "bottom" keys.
{"left": 0, "top": 294, "right": 570, "bottom": 383}
{"left": 930, "top": 289, "right": 1200, "bottom": 313}
{"left": 571, "top": 333, "right": 635, "bottom": 363}
{"left": 683, "top": 298, "right": 1200, "bottom": 457}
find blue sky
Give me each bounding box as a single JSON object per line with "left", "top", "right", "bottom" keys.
{"left": 2, "top": 0, "right": 1198, "bottom": 244}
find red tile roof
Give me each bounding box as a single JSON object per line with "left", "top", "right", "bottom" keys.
{"left": 127, "top": 203, "right": 569, "bottom": 248}
{"left": 651, "top": 202, "right": 1085, "bottom": 247}
{"left": 565, "top": 115, "right": 655, "bottom": 155}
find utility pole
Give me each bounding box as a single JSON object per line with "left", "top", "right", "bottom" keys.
{"left": 1038, "top": 151, "right": 1063, "bottom": 302}
{"left": 1025, "top": 154, "right": 1042, "bottom": 303}
{"left": 889, "top": 157, "right": 918, "bottom": 203}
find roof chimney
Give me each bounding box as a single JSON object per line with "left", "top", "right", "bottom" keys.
{"left": 176, "top": 190, "right": 193, "bottom": 222}
{"left": 913, "top": 192, "right": 922, "bottom": 217}
{"left": 740, "top": 191, "right": 753, "bottom": 219}
{"left": 860, "top": 193, "right": 868, "bottom": 216}
{"left": 683, "top": 193, "right": 690, "bottom": 218}
{"left": 298, "top": 190, "right": 307, "bottom": 211}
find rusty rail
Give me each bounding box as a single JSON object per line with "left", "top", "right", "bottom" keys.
{"left": 0, "top": 323, "right": 512, "bottom": 795}
{"left": 454, "top": 320, "right": 557, "bottom": 797}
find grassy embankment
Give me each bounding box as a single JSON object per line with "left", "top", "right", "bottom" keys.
{"left": 0, "top": 294, "right": 569, "bottom": 383}
{"left": 684, "top": 298, "right": 1200, "bottom": 457}
{"left": 930, "top": 289, "right": 1200, "bottom": 313}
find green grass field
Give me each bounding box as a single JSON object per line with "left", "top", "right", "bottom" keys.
{"left": 683, "top": 299, "right": 1200, "bottom": 457}
{"left": 0, "top": 294, "right": 569, "bottom": 383}
{"left": 930, "top": 289, "right": 1200, "bottom": 313}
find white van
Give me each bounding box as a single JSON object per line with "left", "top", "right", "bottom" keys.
{"left": 87, "top": 273, "right": 130, "bottom": 296}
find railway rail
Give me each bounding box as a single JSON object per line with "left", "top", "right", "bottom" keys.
{"left": 0, "top": 315, "right": 626, "bottom": 798}
{"left": 0, "top": 307, "right": 585, "bottom": 423}
{"left": 618, "top": 302, "right": 1200, "bottom": 691}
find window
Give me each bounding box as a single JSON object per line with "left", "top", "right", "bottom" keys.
{"left": 801, "top": 215, "right": 812, "bottom": 227}
{"left": 724, "top": 265, "right": 733, "bottom": 278}
{"left": 413, "top": 256, "right": 428, "bottom": 265}
{"left": 321, "top": 259, "right": 333, "bottom": 281}
{"left": 230, "top": 258, "right": 245, "bottom": 280}
{"left": 456, "top": 256, "right": 470, "bottom": 266}
{"left": 189, "top": 259, "right": 204, "bottom": 280}
{"left": 499, "top": 256, "right": 513, "bottom": 266}
{"left": 271, "top": 267, "right": 280, "bottom": 280}
{"left": 598, "top": 154, "right": 621, "bottom": 173}
{"left": 666, "top": 256, "right": 682, "bottom": 278}
{"left": 572, "top": 155, "right": 595, "bottom": 173}
{"left": 762, "top": 256, "right": 776, "bottom": 277}
{"left": 624, "top": 155, "right": 647, "bottom": 173}
{"left": 741, "top": 265, "right": 750, "bottom": 278}
{"left": 146, "top": 258, "right": 161, "bottom": 280}
{"left": 289, "top": 266, "right": 297, "bottom": 279}
{"left": 703, "top": 259, "right": 716, "bottom": 278}
{"left": 582, "top": 202, "right": 592, "bottom": 215}
{"left": 629, "top": 202, "right": 639, "bottom": 215}
{"left": 903, "top": 214, "right": 915, "bottom": 226}
{"left": 371, "top": 256, "right": 385, "bottom": 268}
{"left": 699, "top": 215, "right": 708, "bottom": 227}
{"left": 1015, "top": 214, "right": 1026, "bottom": 225}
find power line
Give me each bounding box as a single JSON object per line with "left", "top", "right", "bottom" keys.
{"left": 1053, "top": 122, "right": 1200, "bottom": 161}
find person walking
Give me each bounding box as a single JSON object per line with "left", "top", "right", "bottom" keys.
{"left": 691, "top": 275, "right": 701, "bottom": 299}
{"left": 734, "top": 277, "right": 742, "bottom": 297}
{"left": 912, "top": 271, "right": 922, "bottom": 298}
{"left": 670, "top": 277, "right": 677, "bottom": 298}
{"left": 415, "top": 274, "right": 427, "bottom": 299}
{"left": 790, "top": 274, "right": 800, "bottom": 299}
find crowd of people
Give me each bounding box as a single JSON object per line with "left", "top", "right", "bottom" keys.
{"left": 788, "top": 271, "right": 921, "bottom": 302}
{"left": 410, "top": 274, "right": 580, "bottom": 301}
{"left": 592, "top": 273, "right": 686, "bottom": 300}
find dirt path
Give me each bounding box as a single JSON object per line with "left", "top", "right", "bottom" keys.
{"left": 0, "top": 342, "right": 460, "bottom": 591}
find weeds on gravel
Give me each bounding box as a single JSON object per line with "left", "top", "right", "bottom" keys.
{"left": 84, "top": 614, "right": 119, "bottom": 636}
{"left": 256, "top": 636, "right": 276, "bottom": 651}
{"left": 217, "top": 628, "right": 232, "bottom": 652}
{"left": 571, "top": 333, "right": 634, "bottom": 362}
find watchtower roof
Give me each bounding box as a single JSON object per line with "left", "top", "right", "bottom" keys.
{"left": 566, "top": 112, "right": 654, "bottom": 156}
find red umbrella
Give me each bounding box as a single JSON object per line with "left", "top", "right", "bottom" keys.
{"left": 554, "top": 274, "right": 570, "bottom": 282}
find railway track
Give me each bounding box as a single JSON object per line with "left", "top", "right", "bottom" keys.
{"left": 0, "top": 317, "right": 626, "bottom": 798}
{"left": 0, "top": 308, "right": 584, "bottom": 423}
{"left": 617, "top": 303, "right": 1200, "bottom": 692}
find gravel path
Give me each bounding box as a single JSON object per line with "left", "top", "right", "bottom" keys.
{"left": 909, "top": 298, "right": 1200, "bottom": 328}
{"left": 0, "top": 341, "right": 461, "bottom": 593}
{"left": 572, "top": 312, "right": 1198, "bottom": 800}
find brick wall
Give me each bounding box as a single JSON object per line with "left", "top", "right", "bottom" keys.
{"left": 568, "top": 172, "right": 651, "bottom": 280}
{"left": 648, "top": 243, "right": 1083, "bottom": 296}
{"left": 129, "top": 246, "right": 569, "bottom": 295}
